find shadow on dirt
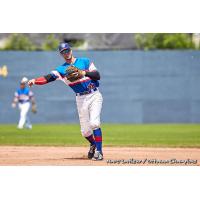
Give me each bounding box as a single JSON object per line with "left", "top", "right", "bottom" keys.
{"left": 63, "top": 157, "right": 88, "bottom": 160}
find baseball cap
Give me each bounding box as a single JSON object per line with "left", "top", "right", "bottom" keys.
{"left": 20, "top": 77, "right": 28, "bottom": 84}
{"left": 58, "top": 42, "right": 71, "bottom": 53}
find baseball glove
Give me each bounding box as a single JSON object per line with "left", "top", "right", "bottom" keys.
{"left": 65, "top": 66, "right": 83, "bottom": 82}
{"left": 31, "top": 105, "right": 37, "bottom": 114}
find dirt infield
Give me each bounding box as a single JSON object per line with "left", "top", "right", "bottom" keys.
{"left": 0, "top": 146, "right": 199, "bottom": 166}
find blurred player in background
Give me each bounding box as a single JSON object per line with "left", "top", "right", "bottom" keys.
{"left": 12, "top": 77, "right": 37, "bottom": 129}
{"left": 28, "top": 42, "right": 104, "bottom": 161}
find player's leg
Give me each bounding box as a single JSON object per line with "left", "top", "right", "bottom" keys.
{"left": 17, "top": 103, "right": 25, "bottom": 129}
{"left": 18, "top": 103, "right": 30, "bottom": 129}
{"left": 76, "top": 96, "right": 96, "bottom": 158}
{"left": 25, "top": 116, "right": 32, "bottom": 129}
{"left": 89, "top": 91, "right": 103, "bottom": 160}
{"left": 24, "top": 103, "right": 32, "bottom": 129}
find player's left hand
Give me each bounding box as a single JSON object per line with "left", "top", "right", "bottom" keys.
{"left": 81, "top": 71, "right": 86, "bottom": 76}
{"left": 31, "top": 105, "right": 37, "bottom": 114}
{"left": 65, "top": 66, "right": 84, "bottom": 82}
{"left": 11, "top": 103, "right": 16, "bottom": 108}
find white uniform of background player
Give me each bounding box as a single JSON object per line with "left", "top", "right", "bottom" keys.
{"left": 12, "top": 77, "right": 36, "bottom": 129}
{"left": 28, "top": 42, "right": 104, "bottom": 161}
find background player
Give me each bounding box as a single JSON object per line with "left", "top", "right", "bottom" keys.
{"left": 12, "top": 77, "right": 37, "bottom": 129}
{"left": 28, "top": 43, "right": 104, "bottom": 161}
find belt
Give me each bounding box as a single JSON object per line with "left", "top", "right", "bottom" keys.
{"left": 76, "top": 88, "right": 98, "bottom": 96}
{"left": 19, "top": 100, "right": 30, "bottom": 103}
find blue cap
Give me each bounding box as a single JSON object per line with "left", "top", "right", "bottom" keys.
{"left": 58, "top": 42, "right": 71, "bottom": 52}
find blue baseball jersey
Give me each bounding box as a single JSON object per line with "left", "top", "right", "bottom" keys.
{"left": 51, "top": 58, "right": 99, "bottom": 93}
{"left": 15, "top": 87, "right": 33, "bottom": 103}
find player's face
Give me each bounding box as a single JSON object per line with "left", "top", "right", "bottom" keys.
{"left": 20, "top": 83, "right": 25, "bottom": 89}
{"left": 60, "top": 49, "right": 72, "bottom": 60}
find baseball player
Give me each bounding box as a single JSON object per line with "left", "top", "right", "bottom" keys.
{"left": 28, "top": 42, "right": 103, "bottom": 161}
{"left": 12, "top": 77, "right": 37, "bottom": 129}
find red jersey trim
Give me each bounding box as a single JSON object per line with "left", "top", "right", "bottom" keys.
{"left": 68, "top": 78, "right": 91, "bottom": 86}
{"left": 35, "top": 77, "right": 47, "bottom": 85}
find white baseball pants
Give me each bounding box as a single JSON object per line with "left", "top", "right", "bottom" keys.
{"left": 18, "top": 102, "right": 32, "bottom": 129}
{"left": 76, "top": 90, "right": 103, "bottom": 137}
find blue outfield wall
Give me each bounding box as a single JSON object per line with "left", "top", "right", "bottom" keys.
{"left": 0, "top": 50, "right": 200, "bottom": 124}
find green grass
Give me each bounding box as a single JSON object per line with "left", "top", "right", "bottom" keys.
{"left": 0, "top": 124, "right": 200, "bottom": 147}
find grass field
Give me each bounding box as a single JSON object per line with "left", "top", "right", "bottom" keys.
{"left": 0, "top": 124, "right": 200, "bottom": 147}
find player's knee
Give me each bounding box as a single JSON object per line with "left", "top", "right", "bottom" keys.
{"left": 81, "top": 129, "right": 92, "bottom": 137}
{"left": 90, "top": 120, "right": 100, "bottom": 130}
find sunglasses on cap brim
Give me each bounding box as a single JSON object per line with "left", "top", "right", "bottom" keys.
{"left": 60, "top": 49, "right": 71, "bottom": 54}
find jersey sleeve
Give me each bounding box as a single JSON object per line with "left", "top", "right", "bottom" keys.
{"left": 50, "top": 67, "right": 64, "bottom": 80}
{"left": 51, "top": 65, "right": 67, "bottom": 80}
{"left": 89, "top": 62, "right": 97, "bottom": 71}
{"left": 82, "top": 58, "right": 97, "bottom": 71}
{"left": 50, "top": 70, "right": 62, "bottom": 80}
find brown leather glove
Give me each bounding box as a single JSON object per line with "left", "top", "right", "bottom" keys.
{"left": 65, "top": 66, "right": 83, "bottom": 82}
{"left": 31, "top": 104, "right": 37, "bottom": 114}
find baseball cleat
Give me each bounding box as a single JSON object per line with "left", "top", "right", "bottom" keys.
{"left": 92, "top": 151, "right": 103, "bottom": 161}
{"left": 88, "top": 144, "right": 96, "bottom": 159}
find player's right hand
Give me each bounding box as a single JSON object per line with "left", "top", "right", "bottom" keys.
{"left": 11, "top": 103, "right": 16, "bottom": 108}
{"left": 28, "top": 79, "right": 35, "bottom": 87}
